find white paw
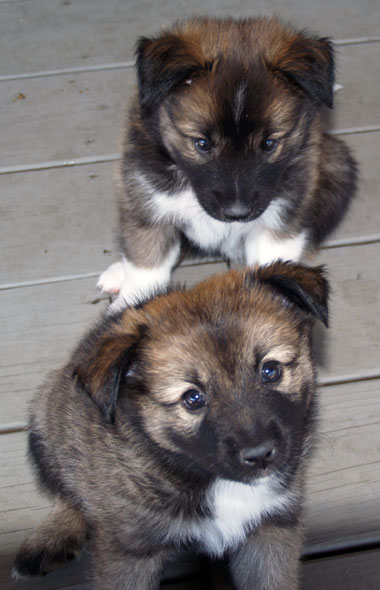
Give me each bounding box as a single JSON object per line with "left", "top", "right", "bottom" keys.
{"left": 97, "top": 261, "right": 125, "bottom": 294}
{"left": 106, "top": 264, "right": 171, "bottom": 314}
{"left": 245, "top": 229, "right": 308, "bottom": 266}
{"left": 106, "top": 276, "right": 169, "bottom": 315}
{"left": 100, "top": 245, "right": 180, "bottom": 314}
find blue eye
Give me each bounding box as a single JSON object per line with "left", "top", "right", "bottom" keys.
{"left": 262, "top": 138, "right": 278, "bottom": 153}
{"left": 182, "top": 389, "right": 206, "bottom": 411}
{"left": 261, "top": 361, "right": 282, "bottom": 384}
{"left": 194, "top": 137, "right": 212, "bottom": 153}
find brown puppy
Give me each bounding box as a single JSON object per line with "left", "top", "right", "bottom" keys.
{"left": 97, "top": 16, "right": 356, "bottom": 311}
{"left": 14, "top": 262, "right": 328, "bottom": 589}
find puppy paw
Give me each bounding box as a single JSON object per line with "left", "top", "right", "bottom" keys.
{"left": 97, "top": 261, "right": 125, "bottom": 295}
{"left": 12, "top": 539, "right": 80, "bottom": 578}
{"left": 12, "top": 500, "right": 87, "bottom": 578}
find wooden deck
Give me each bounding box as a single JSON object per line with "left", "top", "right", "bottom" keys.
{"left": 1, "top": 1, "right": 379, "bottom": 588}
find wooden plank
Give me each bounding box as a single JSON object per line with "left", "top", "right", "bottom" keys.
{"left": 0, "top": 69, "right": 133, "bottom": 169}
{"left": 301, "top": 549, "right": 380, "bottom": 590}
{"left": 314, "top": 243, "right": 380, "bottom": 382}
{"left": 305, "top": 379, "right": 380, "bottom": 552}
{"left": 1, "top": 242, "right": 380, "bottom": 425}
{"left": 325, "top": 131, "right": 380, "bottom": 245}
{"left": 333, "top": 42, "right": 380, "bottom": 132}
{"left": 0, "top": 44, "right": 379, "bottom": 169}
{"left": 0, "top": 263, "right": 229, "bottom": 425}
{"left": 2, "top": 378, "right": 380, "bottom": 553}
{"left": 0, "top": 131, "right": 378, "bottom": 287}
{"left": 0, "top": 161, "right": 117, "bottom": 285}
{"left": 2, "top": 548, "right": 380, "bottom": 590}
{"left": 1, "top": 0, "right": 380, "bottom": 76}
{"left": 1, "top": 376, "right": 380, "bottom": 587}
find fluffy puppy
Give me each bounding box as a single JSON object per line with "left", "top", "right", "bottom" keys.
{"left": 14, "top": 261, "right": 328, "bottom": 590}
{"left": 98, "top": 16, "right": 356, "bottom": 310}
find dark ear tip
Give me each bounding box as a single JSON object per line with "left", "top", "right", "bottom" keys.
{"left": 135, "top": 35, "right": 152, "bottom": 57}
{"left": 250, "top": 261, "right": 329, "bottom": 326}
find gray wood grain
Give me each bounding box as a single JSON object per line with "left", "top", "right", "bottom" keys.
{"left": 0, "top": 263, "right": 229, "bottom": 425}
{"left": 315, "top": 243, "right": 380, "bottom": 381}
{"left": 301, "top": 549, "right": 380, "bottom": 590}
{"left": 1, "top": 0, "right": 380, "bottom": 77}
{"left": 0, "top": 132, "right": 377, "bottom": 287}
{"left": 0, "top": 69, "right": 133, "bottom": 169}
{"left": 0, "top": 161, "right": 117, "bottom": 285}
{"left": 1, "top": 1, "right": 379, "bottom": 587}
{"left": 2, "top": 244, "right": 379, "bottom": 425}
{"left": 305, "top": 379, "right": 380, "bottom": 552}
{"left": 0, "top": 44, "right": 379, "bottom": 170}
{"left": 2, "top": 549, "right": 380, "bottom": 590}
{"left": 1, "top": 417, "right": 379, "bottom": 588}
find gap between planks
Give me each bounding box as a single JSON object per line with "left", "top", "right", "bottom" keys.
{"left": 1, "top": 234, "right": 380, "bottom": 292}
{"left": 0, "top": 37, "right": 379, "bottom": 83}
{"left": 2, "top": 371, "right": 379, "bottom": 435}
{"left": 0, "top": 126, "right": 378, "bottom": 176}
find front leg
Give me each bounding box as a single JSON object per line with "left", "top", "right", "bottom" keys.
{"left": 91, "top": 536, "right": 168, "bottom": 590}
{"left": 228, "top": 522, "right": 303, "bottom": 590}
{"left": 245, "top": 227, "right": 308, "bottom": 267}
{"left": 98, "top": 222, "right": 180, "bottom": 312}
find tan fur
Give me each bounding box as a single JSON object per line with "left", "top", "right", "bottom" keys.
{"left": 14, "top": 262, "right": 328, "bottom": 589}
{"left": 92, "top": 16, "right": 357, "bottom": 309}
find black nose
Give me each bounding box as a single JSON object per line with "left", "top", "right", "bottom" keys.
{"left": 239, "top": 442, "right": 277, "bottom": 469}
{"left": 222, "top": 202, "right": 252, "bottom": 220}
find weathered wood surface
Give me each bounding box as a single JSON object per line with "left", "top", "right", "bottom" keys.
{"left": 0, "top": 69, "right": 132, "bottom": 169}
{"left": 2, "top": 549, "right": 380, "bottom": 590}
{"left": 0, "top": 162, "right": 118, "bottom": 286}
{"left": 1, "top": 410, "right": 380, "bottom": 590}
{"left": 1, "top": 243, "right": 379, "bottom": 428}
{"left": 1, "top": 42, "right": 379, "bottom": 171}
{"left": 1, "top": 373, "right": 379, "bottom": 559}
{"left": 0, "top": 132, "right": 378, "bottom": 287}
{"left": 1, "top": 0, "right": 379, "bottom": 78}
{"left": 305, "top": 379, "right": 380, "bottom": 552}
{"left": 300, "top": 549, "right": 380, "bottom": 590}
{"left": 1, "top": 0, "right": 379, "bottom": 588}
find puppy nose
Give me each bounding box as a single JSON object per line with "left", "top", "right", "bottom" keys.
{"left": 223, "top": 202, "right": 252, "bottom": 220}
{"left": 239, "top": 442, "right": 276, "bottom": 469}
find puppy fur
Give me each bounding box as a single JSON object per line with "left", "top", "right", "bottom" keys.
{"left": 97, "top": 16, "right": 356, "bottom": 309}
{"left": 14, "top": 261, "right": 328, "bottom": 589}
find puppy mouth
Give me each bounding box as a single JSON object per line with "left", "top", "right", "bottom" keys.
{"left": 222, "top": 209, "right": 262, "bottom": 223}
{"left": 210, "top": 456, "right": 281, "bottom": 484}
{"left": 229, "top": 465, "right": 278, "bottom": 484}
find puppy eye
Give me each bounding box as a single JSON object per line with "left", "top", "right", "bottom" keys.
{"left": 261, "top": 361, "right": 282, "bottom": 384}
{"left": 262, "top": 138, "right": 279, "bottom": 153}
{"left": 194, "top": 137, "right": 212, "bottom": 153}
{"left": 125, "top": 363, "right": 139, "bottom": 380}
{"left": 182, "top": 389, "right": 206, "bottom": 411}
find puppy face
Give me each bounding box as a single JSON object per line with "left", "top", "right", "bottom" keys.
{"left": 134, "top": 309, "right": 314, "bottom": 485}
{"left": 136, "top": 17, "right": 334, "bottom": 222}
{"left": 76, "top": 262, "right": 328, "bottom": 488}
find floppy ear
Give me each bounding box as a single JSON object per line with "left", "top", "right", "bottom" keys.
{"left": 73, "top": 321, "right": 145, "bottom": 423}
{"left": 249, "top": 261, "right": 329, "bottom": 326}
{"left": 272, "top": 35, "right": 335, "bottom": 108}
{"left": 136, "top": 33, "right": 207, "bottom": 110}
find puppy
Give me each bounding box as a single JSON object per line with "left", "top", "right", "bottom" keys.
{"left": 14, "top": 261, "right": 328, "bottom": 589}
{"left": 98, "top": 16, "right": 356, "bottom": 310}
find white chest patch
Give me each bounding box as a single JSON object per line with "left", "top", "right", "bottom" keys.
{"left": 138, "top": 173, "right": 307, "bottom": 264}
{"left": 149, "top": 183, "right": 288, "bottom": 262}
{"left": 168, "top": 477, "right": 292, "bottom": 557}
